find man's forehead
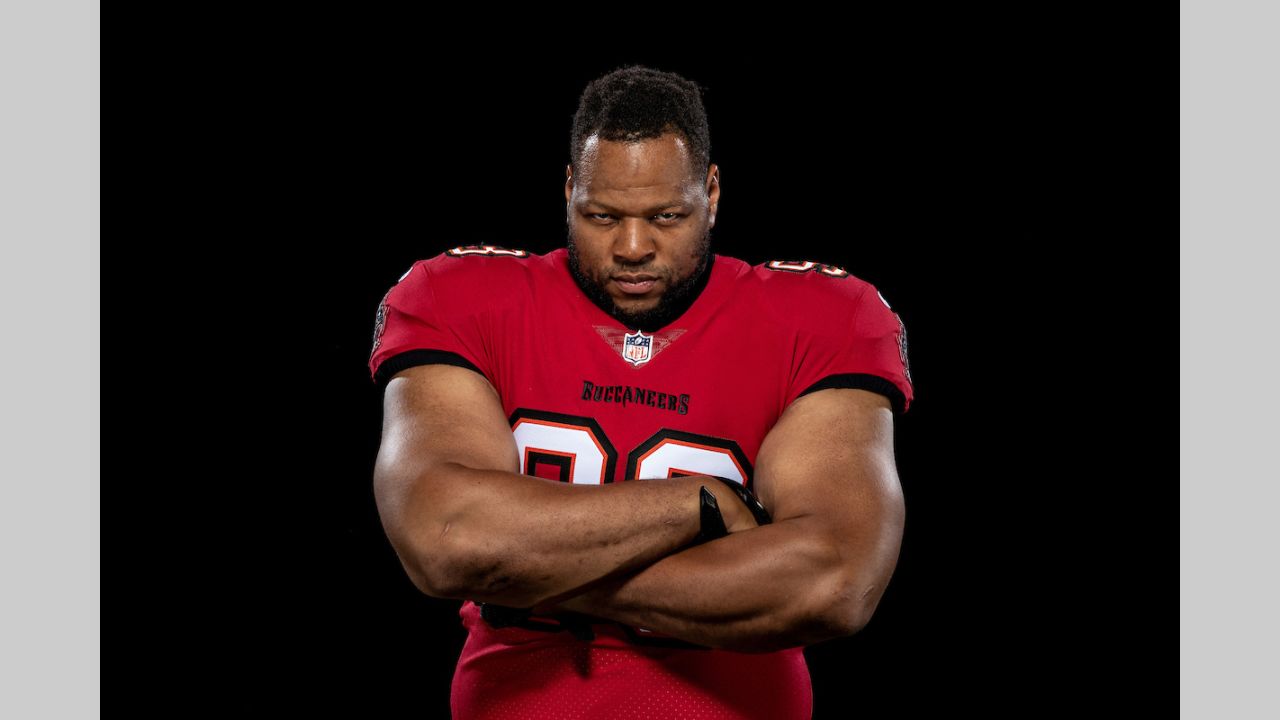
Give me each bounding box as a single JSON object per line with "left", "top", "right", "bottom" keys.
{"left": 576, "top": 137, "right": 698, "bottom": 202}
{"left": 581, "top": 131, "right": 688, "bottom": 157}
{"left": 580, "top": 133, "right": 692, "bottom": 173}
{"left": 575, "top": 178, "right": 695, "bottom": 208}
{"left": 579, "top": 194, "right": 692, "bottom": 214}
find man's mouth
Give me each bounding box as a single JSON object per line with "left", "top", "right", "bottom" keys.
{"left": 613, "top": 274, "right": 659, "bottom": 295}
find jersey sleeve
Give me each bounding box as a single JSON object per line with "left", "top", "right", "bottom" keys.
{"left": 367, "top": 259, "right": 493, "bottom": 389}
{"left": 785, "top": 283, "right": 914, "bottom": 414}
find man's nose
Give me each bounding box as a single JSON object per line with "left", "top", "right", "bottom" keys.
{"left": 612, "top": 218, "right": 657, "bottom": 264}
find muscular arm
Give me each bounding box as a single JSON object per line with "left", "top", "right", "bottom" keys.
{"left": 372, "top": 363, "right": 757, "bottom": 609}
{"left": 533, "top": 388, "right": 906, "bottom": 653}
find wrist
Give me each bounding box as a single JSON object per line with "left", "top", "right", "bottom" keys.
{"left": 692, "top": 485, "right": 728, "bottom": 545}
{"left": 708, "top": 476, "right": 772, "bottom": 526}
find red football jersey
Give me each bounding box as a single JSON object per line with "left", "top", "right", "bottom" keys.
{"left": 368, "top": 245, "right": 913, "bottom": 720}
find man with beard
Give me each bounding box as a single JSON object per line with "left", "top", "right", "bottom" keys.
{"left": 368, "top": 64, "right": 914, "bottom": 720}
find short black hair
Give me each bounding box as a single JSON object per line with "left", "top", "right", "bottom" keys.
{"left": 569, "top": 64, "right": 711, "bottom": 184}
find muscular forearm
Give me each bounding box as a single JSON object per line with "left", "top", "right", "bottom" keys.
{"left": 532, "top": 516, "right": 860, "bottom": 653}
{"left": 398, "top": 467, "right": 735, "bottom": 608}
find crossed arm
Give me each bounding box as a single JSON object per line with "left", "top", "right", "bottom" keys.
{"left": 373, "top": 363, "right": 905, "bottom": 653}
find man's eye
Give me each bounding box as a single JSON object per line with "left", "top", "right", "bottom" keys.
{"left": 588, "top": 212, "right": 680, "bottom": 222}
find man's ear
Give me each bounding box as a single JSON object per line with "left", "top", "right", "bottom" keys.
{"left": 706, "top": 164, "right": 720, "bottom": 226}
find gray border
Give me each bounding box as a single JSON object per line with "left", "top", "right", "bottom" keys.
{"left": 1182, "top": 1, "right": 1280, "bottom": 716}
{"left": 0, "top": 2, "right": 101, "bottom": 716}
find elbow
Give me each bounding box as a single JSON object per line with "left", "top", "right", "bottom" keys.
{"left": 729, "top": 576, "right": 879, "bottom": 654}
{"left": 414, "top": 543, "right": 471, "bottom": 600}
{"left": 409, "top": 521, "right": 507, "bottom": 600}
{"left": 823, "top": 598, "right": 873, "bottom": 638}
{"left": 400, "top": 559, "right": 448, "bottom": 599}
{"left": 777, "top": 601, "right": 868, "bottom": 651}
{"left": 373, "top": 471, "right": 489, "bottom": 600}
{"left": 805, "top": 514, "right": 903, "bottom": 640}
{"left": 818, "top": 575, "right": 884, "bottom": 638}
{"left": 795, "top": 569, "right": 884, "bottom": 644}
{"left": 384, "top": 520, "right": 469, "bottom": 599}
{"left": 396, "top": 521, "right": 528, "bottom": 604}
{"left": 373, "top": 464, "right": 536, "bottom": 605}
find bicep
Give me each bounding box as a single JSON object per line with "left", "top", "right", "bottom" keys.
{"left": 376, "top": 362, "right": 518, "bottom": 476}
{"left": 373, "top": 363, "right": 519, "bottom": 557}
{"left": 754, "top": 388, "right": 905, "bottom": 567}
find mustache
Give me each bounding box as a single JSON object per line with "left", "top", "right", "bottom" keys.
{"left": 600, "top": 265, "right": 669, "bottom": 278}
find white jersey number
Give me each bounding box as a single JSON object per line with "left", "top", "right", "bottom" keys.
{"left": 509, "top": 410, "right": 752, "bottom": 487}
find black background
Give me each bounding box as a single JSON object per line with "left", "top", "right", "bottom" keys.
{"left": 175, "top": 40, "right": 1158, "bottom": 718}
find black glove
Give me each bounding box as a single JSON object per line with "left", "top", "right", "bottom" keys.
{"left": 478, "top": 602, "right": 596, "bottom": 642}
{"left": 708, "top": 476, "right": 773, "bottom": 526}
{"left": 691, "top": 485, "right": 729, "bottom": 545}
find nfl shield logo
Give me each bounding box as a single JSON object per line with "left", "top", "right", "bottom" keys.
{"left": 623, "top": 330, "right": 653, "bottom": 367}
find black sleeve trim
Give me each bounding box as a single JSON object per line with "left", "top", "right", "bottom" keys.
{"left": 797, "top": 373, "right": 906, "bottom": 414}
{"left": 373, "top": 349, "right": 485, "bottom": 388}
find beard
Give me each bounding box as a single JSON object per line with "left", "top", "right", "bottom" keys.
{"left": 566, "top": 227, "right": 714, "bottom": 333}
